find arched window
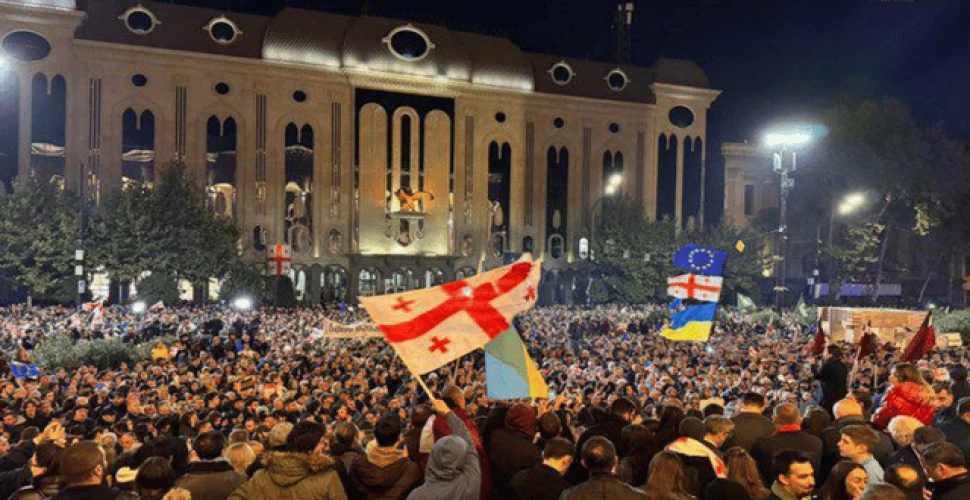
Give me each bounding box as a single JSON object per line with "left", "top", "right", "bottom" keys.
{"left": 657, "top": 134, "right": 678, "bottom": 222}
{"left": 386, "top": 269, "right": 412, "bottom": 294}
{"left": 358, "top": 268, "right": 382, "bottom": 297}
{"left": 285, "top": 122, "right": 313, "bottom": 253}
{"left": 546, "top": 146, "right": 569, "bottom": 259}
{"left": 287, "top": 267, "right": 308, "bottom": 302}
{"left": 548, "top": 234, "right": 565, "bottom": 260}
{"left": 603, "top": 150, "right": 624, "bottom": 200}
{"left": 31, "top": 74, "right": 67, "bottom": 182}
{"left": 121, "top": 108, "right": 156, "bottom": 187}
{"left": 252, "top": 226, "right": 266, "bottom": 251}
{"left": 422, "top": 268, "right": 444, "bottom": 289}
{"left": 488, "top": 141, "right": 512, "bottom": 252}
{"left": 207, "top": 116, "right": 237, "bottom": 218}
{"left": 522, "top": 236, "right": 534, "bottom": 254}
{"left": 321, "top": 265, "right": 348, "bottom": 304}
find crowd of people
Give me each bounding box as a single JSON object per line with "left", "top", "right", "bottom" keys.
{"left": 0, "top": 302, "right": 966, "bottom": 499}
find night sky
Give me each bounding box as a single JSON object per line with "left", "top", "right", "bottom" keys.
{"left": 182, "top": 0, "right": 970, "bottom": 141}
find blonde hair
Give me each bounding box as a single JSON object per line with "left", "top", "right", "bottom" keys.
{"left": 887, "top": 415, "right": 923, "bottom": 447}
{"left": 162, "top": 488, "right": 192, "bottom": 500}
{"left": 224, "top": 442, "right": 256, "bottom": 474}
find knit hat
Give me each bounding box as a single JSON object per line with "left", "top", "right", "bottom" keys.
{"left": 267, "top": 422, "right": 294, "bottom": 448}
{"left": 505, "top": 403, "right": 538, "bottom": 439}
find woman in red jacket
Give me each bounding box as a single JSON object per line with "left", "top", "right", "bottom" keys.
{"left": 871, "top": 363, "right": 936, "bottom": 429}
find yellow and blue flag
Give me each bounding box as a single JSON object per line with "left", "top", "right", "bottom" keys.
{"left": 485, "top": 326, "right": 549, "bottom": 400}
{"left": 674, "top": 244, "right": 727, "bottom": 276}
{"left": 660, "top": 303, "right": 717, "bottom": 342}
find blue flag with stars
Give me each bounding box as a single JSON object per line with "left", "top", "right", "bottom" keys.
{"left": 9, "top": 362, "right": 39, "bottom": 379}
{"left": 673, "top": 244, "right": 727, "bottom": 276}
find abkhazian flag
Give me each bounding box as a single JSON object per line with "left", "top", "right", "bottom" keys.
{"left": 485, "top": 326, "right": 549, "bottom": 400}
{"left": 360, "top": 255, "right": 542, "bottom": 375}
{"left": 667, "top": 274, "right": 723, "bottom": 302}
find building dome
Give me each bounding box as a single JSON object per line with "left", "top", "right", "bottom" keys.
{"left": 0, "top": 0, "right": 76, "bottom": 10}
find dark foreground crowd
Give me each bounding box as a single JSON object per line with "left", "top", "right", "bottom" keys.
{"left": 0, "top": 304, "right": 967, "bottom": 500}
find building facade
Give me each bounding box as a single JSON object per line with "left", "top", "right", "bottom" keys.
{"left": 0, "top": 0, "right": 720, "bottom": 303}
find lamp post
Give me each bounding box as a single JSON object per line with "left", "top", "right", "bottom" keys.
{"left": 765, "top": 131, "right": 811, "bottom": 311}
{"left": 585, "top": 174, "right": 622, "bottom": 305}
{"left": 812, "top": 192, "right": 866, "bottom": 302}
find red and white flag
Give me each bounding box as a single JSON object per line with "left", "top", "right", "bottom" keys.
{"left": 360, "top": 256, "right": 542, "bottom": 375}
{"left": 267, "top": 244, "right": 292, "bottom": 276}
{"left": 667, "top": 273, "right": 723, "bottom": 302}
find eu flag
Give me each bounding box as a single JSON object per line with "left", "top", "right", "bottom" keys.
{"left": 673, "top": 244, "right": 727, "bottom": 276}
{"left": 10, "top": 362, "right": 39, "bottom": 379}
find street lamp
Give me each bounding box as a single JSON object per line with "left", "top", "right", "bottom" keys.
{"left": 764, "top": 128, "right": 814, "bottom": 311}
{"left": 232, "top": 296, "right": 253, "bottom": 311}
{"left": 131, "top": 301, "right": 147, "bottom": 314}
{"left": 814, "top": 192, "right": 866, "bottom": 300}
{"left": 585, "top": 175, "right": 623, "bottom": 304}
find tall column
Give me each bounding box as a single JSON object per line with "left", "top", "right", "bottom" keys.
{"left": 17, "top": 73, "right": 32, "bottom": 180}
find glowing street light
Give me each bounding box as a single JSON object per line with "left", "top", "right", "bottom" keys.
{"left": 609, "top": 173, "right": 623, "bottom": 187}
{"left": 838, "top": 192, "right": 866, "bottom": 215}
{"left": 765, "top": 132, "right": 812, "bottom": 148}
{"left": 233, "top": 296, "right": 253, "bottom": 311}
{"left": 131, "top": 301, "right": 147, "bottom": 314}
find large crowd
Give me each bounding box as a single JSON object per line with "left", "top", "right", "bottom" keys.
{"left": 0, "top": 302, "right": 966, "bottom": 499}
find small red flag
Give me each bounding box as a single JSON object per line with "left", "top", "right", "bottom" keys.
{"left": 810, "top": 324, "right": 826, "bottom": 356}
{"left": 900, "top": 311, "right": 936, "bottom": 363}
{"left": 856, "top": 322, "right": 878, "bottom": 362}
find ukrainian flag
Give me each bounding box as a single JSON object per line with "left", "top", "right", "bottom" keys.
{"left": 485, "top": 326, "right": 549, "bottom": 400}
{"left": 661, "top": 303, "right": 717, "bottom": 342}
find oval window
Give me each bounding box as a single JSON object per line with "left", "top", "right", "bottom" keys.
{"left": 131, "top": 74, "right": 148, "bottom": 87}
{"left": 292, "top": 90, "right": 307, "bottom": 103}
{"left": 669, "top": 106, "right": 695, "bottom": 128}
{"left": 607, "top": 71, "right": 627, "bottom": 91}
{"left": 386, "top": 27, "right": 432, "bottom": 61}
{"left": 550, "top": 63, "right": 573, "bottom": 85}
{"left": 1, "top": 31, "right": 52, "bottom": 62}
{"left": 210, "top": 21, "right": 237, "bottom": 44}
{"left": 215, "top": 82, "right": 231, "bottom": 95}
{"left": 553, "top": 117, "right": 565, "bottom": 129}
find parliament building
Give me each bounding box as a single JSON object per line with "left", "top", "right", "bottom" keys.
{"left": 0, "top": 0, "right": 720, "bottom": 303}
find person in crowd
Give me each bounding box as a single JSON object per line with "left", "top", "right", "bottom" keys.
{"left": 641, "top": 451, "right": 695, "bottom": 500}
{"left": 752, "top": 403, "right": 823, "bottom": 484}
{"left": 560, "top": 437, "right": 646, "bottom": 499}
{"left": 837, "top": 425, "right": 884, "bottom": 484}
{"left": 407, "top": 400, "right": 480, "bottom": 500}
{"left": 883, "top": 464, "right": 925, "bottom": 500}
{"left": 665, "top": 416, "right": 728, "bottom": 497}
{"left": 175, "top": 430, "right": 247, "bottom": 500}
{"left": 349, "top": 412, "right": 419, "bottom": 500}
{"left": 921, "top": 442, "right": 970, "bottom": 500}
{"left": 723, "top": 447, "right": 770, "bottom": 500}
{"left": 227, "top": 421, "right": 346, "bottom": 499}
{"left": 858, "top": 484, "right": 907, "bottom": 500}
{"left": 821, "top": 399, "right": 893, "bottom": 481}
{"left": 871, "top": 363, "right": 936, "bottom": 429}
{"left": 567, "top": 397, "right": 639, "bottom": 483}
{"left": 801, "top": 408, "right": 831, "bottom": 440}
{"left": 933, "top": 383, "right": 957, "bottom": 425}
{"left": 949, "top": 366, "right": 970, "bottom": 402}
{"left": 936, "top": 396, "right": 970, "bottom": 461}
{"left": 818, "top": 460, "right": 867, "bottom": 500}
{"left": 9, "top": 440, "right": 64, "bottom": 500}
{"left": 487, "top": 402, "right": 540, "bottom": 498}
{"left": 726, "top": 393, "right": 775, "bottom": 453}
{"left": 403, "top": 405, "right": 431, "bottom": 478}
{"left": 767, "top": 451, "right": 815, "bottom": 500}
{"left": 814, "top": 345, "right": 849, "bottom": 416}
{"left": 616, "top": 424, "right": 660, "bottom": 487}
{"left": 52, "top": 441, "right": 122, "bottom": 500}
{"left": 224, "top": 443, "right": 256, "bottom": 476}
{"left": 330, "top": 421, "right": 365, "bottom": 497}
{"left": 135, "top": 457, "right": 183, "bottom": 500}
{"left": 432, "top": 385, "right": 491, "bottom": 499}
{"left": 509, "top": 437, "right": 573, "bottom": 500}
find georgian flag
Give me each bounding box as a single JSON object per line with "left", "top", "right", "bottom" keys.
{"left": 359, "top": 256, "right": 542, "bottom": 375}
{"left": 667, "top": 273, "right": 723, "bottom": 303}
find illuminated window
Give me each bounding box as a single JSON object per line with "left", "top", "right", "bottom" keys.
{"left": 119, "top": 6, "right": 159, "bottom": 35}
{"left": 383, "top": 25, "right": 435, "bottom": 61}
{"left": 204, "top": 16, "right": 242, "bottom": 45}
{"left": 548, "top": 61, "right": 574, "bottom": 85}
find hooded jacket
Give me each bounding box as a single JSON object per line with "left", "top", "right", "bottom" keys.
{"left": 871, "top": 381, "right": 936, "bottom": 429}
{"left": 488, "top": 404, "right": 541, "bottom": 498}
{"left": 226, "top": 452, "right": 347, "bottom": 500}
{"left": 175, "top": 459, "right": 247, "bottom": 500}
{"left": 407, "top": 412, "right": 480, "bottom": 500}
{"left": 349, "top": 446, "right": 420, "bottom": 500}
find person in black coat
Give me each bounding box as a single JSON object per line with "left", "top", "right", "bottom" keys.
{"left": 565, "top": 397, "right": 638, "bottom": 485}
{"left": 725, "top": 392, "right": 775, "bottom": 453}
{"left": 950, "top": 366, "right": 970, "bottom": 402}
{"left": 489, "top": 403, "right": 542, "bottom": 498}
{"left": 936, "top": 397, "right": 970, "bottom": 463}
{"left": 51, "top": 442, "right": 125, "bottom": 500}
{"left": 510, "top": 438, "right": 573, "bottom": 500}
{"left": 813, "top": 345, "right": 849, "bottom": 416}
{"left": 752, "top": 403, "right": 822, "bottom": 486}
{"left": 820, "top": 398, "right": 893, "bottom": 484}
{"left": 922, "top": 442, "right": 970, "bottom": 500}
{"left": 559, "top": 437, "right": 647, "bottom": 500}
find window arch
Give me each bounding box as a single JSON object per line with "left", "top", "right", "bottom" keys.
{"left": 31, "top": 74, "right": 67, "bottom": 183}
{"left": 546, "top": 146, "right": 569, "bottom": 259}
{"left": 603, "top": 150, "right": 624, "bottom": 199}
{"left": 121, "top": 108, "right": 156, "bottom": 187}
{"left": 456, "top": 267, "right": 477, "bottom": 280}
{"left": 206, "top": 115, "right": 237, "bottom": 218}
{"left": 285, "top": 122, "right": 314, "bottom": 253}
{"left": 358, "top": 268, "right": 382, "bottom": 297}
{"left": 321, "top": 265, "right": 348, "bottom": 304}
{"left": 0, "top": 72, "right": 19, "bottom": 190}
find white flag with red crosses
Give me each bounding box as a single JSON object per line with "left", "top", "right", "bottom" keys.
{"left": 359, "top": 255, "right": 542, "bottom": 375}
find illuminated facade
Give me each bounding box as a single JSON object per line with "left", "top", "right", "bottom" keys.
{"left": 0, "top": 0, "right": 720, "bottom": 303}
